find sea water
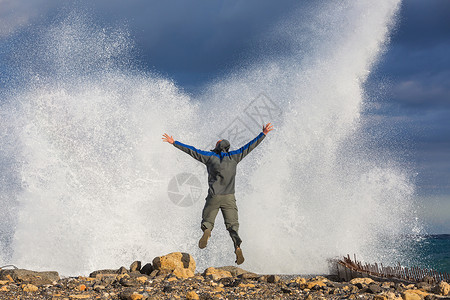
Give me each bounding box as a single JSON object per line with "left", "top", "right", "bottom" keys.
{"left": 0, "top": 1, "right": 435, "bottom": 276}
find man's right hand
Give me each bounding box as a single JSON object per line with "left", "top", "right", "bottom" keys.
{"left": 162, "top": 133, "right": 174, "bottom": 144}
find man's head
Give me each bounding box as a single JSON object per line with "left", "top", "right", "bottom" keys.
{"left": 211, "top": 139, "right": 230, "bottom": 153}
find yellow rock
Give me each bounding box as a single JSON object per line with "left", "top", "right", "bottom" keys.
{"left": 168, "top": 277, "right": 177, "bottom": 282}
{"left": 305, "top": 280, "right": 326, "bottom": 289}
{"left": 77, "top": 284, "right": 87, "bottom": 291}
{"left": 434, "top": 281, "right": 450, "bottom": 296}
{"left": 5, "top": 275, "right": 13, "bottom": 282}
{"left": 401, "top": 290, "right": 422, "bottom": 300}
{"left": 173, "top": 267, "right": 195, "bottom": 279}
{"left": 69, "top": 295, "right": 92, "bottom": 299}
{"left": 349, "top": 277, "right": 374, "bottom": 285}
{"left": 203, "top": 267, "right": 232, "bottom": 281}
{"left": 0, "top": 286, "right": 9, "bottom": 292}
{"left": 403, "top": 289, "right": 429, "bottom": 298}
{"left": 22, "top": 284, "right": 39, "bottom": 292}
{"left": 374, "top": 295, "right": 387, "bottom": 300}
{"left": 0, "top": 280, "right": 9, "bottom": 286}
{"left": 136, "top": 276, "right": 148, "bottom": 284}
{"left": 290, "top": 277, "right": 306, "bottom": 284}
{"left": 130, "top": 294, "right": 144, "bottom": 300}
{"left": 238, "top": 283, "right": 255, "bottom": 288}
{"left": 213, "top": 287, "right": 225, "bottom": 293}
{"left": 152, "top": 252, "right": 196, "bottom": 274}
{"left": 186, "top": 290, "right": 199, "bottom": 300}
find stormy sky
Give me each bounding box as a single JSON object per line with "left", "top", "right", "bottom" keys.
{"left": 1, "top": 0, "right": 449, "bottom": 233}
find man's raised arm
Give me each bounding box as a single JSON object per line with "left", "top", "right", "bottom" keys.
{"left": 162, "top": 133, "right": 212, "bottom": 164}
{"left": 229, "top": 122, "right": 273, "bottom": 163}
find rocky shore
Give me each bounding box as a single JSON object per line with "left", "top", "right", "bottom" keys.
{"left": 1, "top": 252, "right": 449, "bottom": 300}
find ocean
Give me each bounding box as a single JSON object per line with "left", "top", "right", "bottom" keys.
{"left": 413, "top": 235, "right": 450, "bottom": 274}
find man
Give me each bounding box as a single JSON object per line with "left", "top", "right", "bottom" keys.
{"left": 162, "top": 122, "right": 273, "bottom": 264}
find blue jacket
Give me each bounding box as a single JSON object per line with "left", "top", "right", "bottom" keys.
{"left": 173, "top": 132, "right": 266, "bottom": 196}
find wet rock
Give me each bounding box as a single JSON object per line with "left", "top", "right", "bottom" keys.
{"left": 0, "top": 269, "right": 59, "bottom": 285}
{"left": 130, "top": 261, "right": 142, "bottom": 272}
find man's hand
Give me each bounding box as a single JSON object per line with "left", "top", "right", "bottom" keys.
{"left": 162, "top": 133, "right": 174, "bottom": 144}
{"left": 263, "top": 122, "right": 273, "bottom": 135}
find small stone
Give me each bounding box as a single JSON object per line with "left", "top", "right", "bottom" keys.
{"left": 94, "top": 285, "right": 106, "bottom": 291}
{"left": 305, "top": 280, "right": 326, "bottom": 289}
{"left": 130, "top": 261, "right": 142, "bottom": 272}
{"left": 350, "top": 277, "right": 375, "bottom": 285}
{"left": 140, "top": 263, "right": 153, "bottom": 275}
{"left": 77, "top": 284, "right": 86, "bottom": 291}
{"left": 69, "top": 295, "right": 92, "bottom": 299}
{"left": 89, "top": 270, "right": 119, "bottom": 278}
{"left": 203, "top": 267, "right": 232, "bottom": 281}
{"left": 213, "top": 287, "right": 225, "bottom": 292}
{"left": 267, "top": 275, "right": 280, "bottom": 283}
{"left": 0, "top": 286, "right": 9, "bottom": 292}
{"left": 22, "top": 283, "right": 39, "bottom": 292}
{"left": 402, "top": 289, "right": 428, "bottom": 300}
{"left": 130, "top": 294, "right": 144, "bottom": 300}
{"left": 186, "top": 290, "right": 200, "bottom": 300}
{"left": 238, "top": 283, "right": 255, "bottom": 288}
{"left": 118, "top": 266, "right": 129, "bottom": 274}
{"left": 368, "top": 283, "right": 382, "bottom": 294}
{"left": 136, "top": 276, "right": 148, "bottom": 284}
{"left": 421, "top": 276, "right": 436, "bottom": 285}
{"left": 0, "top": 280, "right": 9, "bottom": 285}
{"left": 168, "top": 277, "right": 177, "bottom": 282}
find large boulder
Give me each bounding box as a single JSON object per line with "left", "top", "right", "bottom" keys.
{"left": 152, "top": 252, "right": 195, "bottom": 279}
{"left": 433, "top": 281, "right": 450, "bottom": 296}
{"left": 0, "top": 269, "right": 59, "bottom": 285}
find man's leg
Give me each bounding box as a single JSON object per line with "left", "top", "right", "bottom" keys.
{"left": 220, "top": 194, "right": 244, "bottom": 264}
{"left": 199, "top": 195, "right": 220, "bottom": 249}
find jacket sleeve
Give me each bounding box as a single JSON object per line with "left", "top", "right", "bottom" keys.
{"left": 229, "top": 132, "right": 266, "bottom": 163}
{"left": 173, "top": 141, "right": 212, "bottom": 164}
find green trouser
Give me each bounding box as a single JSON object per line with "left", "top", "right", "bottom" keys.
{"left": 201, "top": 194, "right": 242, "bottom": 248}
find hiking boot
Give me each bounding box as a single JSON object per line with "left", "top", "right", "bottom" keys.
{"left": 235, "top": 247, "right": 244, "bottom": 265}
{"left": 198, "top": 228, "right": 211, "bottom": 249}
